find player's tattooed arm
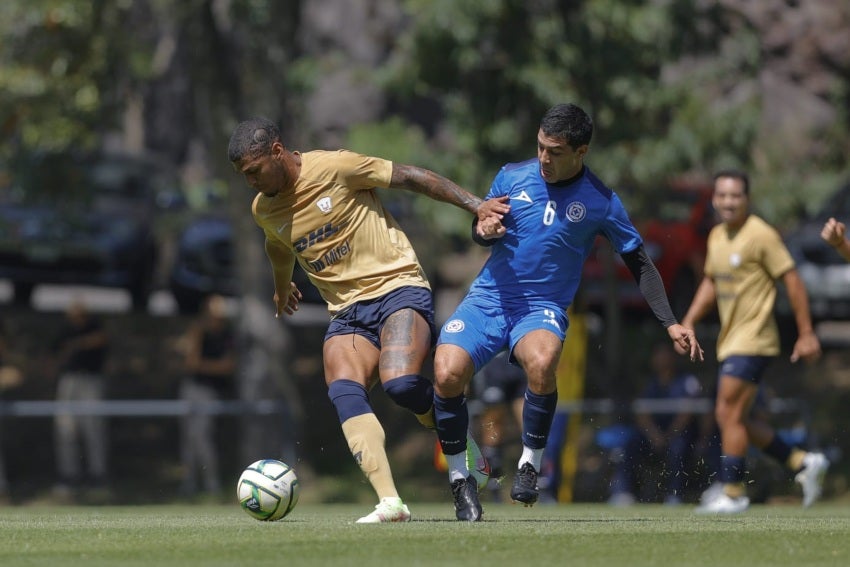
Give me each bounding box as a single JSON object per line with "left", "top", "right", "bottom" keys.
{"left": 390, "top": 164, "right": 510, "bottom": 222}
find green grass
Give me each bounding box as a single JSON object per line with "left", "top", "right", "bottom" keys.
{"left": 1, "top": 502, "right": 849, "bottom": 566}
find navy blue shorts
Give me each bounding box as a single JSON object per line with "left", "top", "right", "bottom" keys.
{"left": 718, "top": 355, "right": 772, "bottom": 384}
{"left": 325, "top": 286, "right": 436, "bottom": 350}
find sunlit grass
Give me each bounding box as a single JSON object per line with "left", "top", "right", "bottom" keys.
{"left": 1, "top": 502, "right": 848, "bottom": 566}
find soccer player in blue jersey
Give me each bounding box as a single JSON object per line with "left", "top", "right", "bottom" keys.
{"left": 433, "top": 103, "right": 704, "bottom": 521}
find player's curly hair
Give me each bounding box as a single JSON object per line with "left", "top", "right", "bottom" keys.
{"left": 227, "top": 117, "right": 281, "bottom": 162}
{"left": 540, "top": 103, "right": 593, "bottom": 150}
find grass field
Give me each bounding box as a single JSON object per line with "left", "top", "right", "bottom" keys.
{"left": 1, "top": 502, "right": 849, "bottom": 566}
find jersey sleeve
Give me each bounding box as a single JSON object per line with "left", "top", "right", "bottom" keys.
{"left": 761, "top": 226, "right": 795, "bottom": 279}
{"left": 601, "top": 192, "right": 643, "bottom": 254}
{"left": 485, "top": 167, "right": 510, "bottom": 200}
{"left": 334, "top": 150, "right": 394, "bottom": 190}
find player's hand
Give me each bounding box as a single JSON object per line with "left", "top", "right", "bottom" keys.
{"left": 820, "top": 217, "right": 846, "bottom": 248}
{"left": 476, "top": 196, "right": 510, "bottom": 222}
{"left": 274, "top": 282, "right": 302, "bottom": 317}
{"left": 790, "top": 329, "right": 821, "bottom": 364}
{"left": 476, "top": 216, "right": 507, "bottom": 240}
{"left": 667, "top": 323, "right": 704, "bottom": 362}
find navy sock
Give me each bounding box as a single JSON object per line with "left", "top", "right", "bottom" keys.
{"left": 434, "top": 393, "right": 468, "bottom": 456}
{"left": 762, "top": 434, "right": 792, "bottom": 465}
{"left": 719, "top": 455, "right": 746, "bottom": 484}
{"left": 521, "top": 388, "right": 558, "bottom": 450}
{"left": 327, "top": 379, "right": 371, "bottom": 423}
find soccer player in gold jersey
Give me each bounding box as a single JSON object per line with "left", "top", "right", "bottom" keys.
{"left": 681, "top": 170, "right": 828, "bottom": 513}
{"left": 228, "top": 117, "right": 508, "bottom": 523}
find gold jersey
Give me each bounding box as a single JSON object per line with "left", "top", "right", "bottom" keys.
{"left": 252, "top": 149, "right": 429, "bottom": 315}
{"left": 704, "top": 214, "right": 794, "bottom": 361}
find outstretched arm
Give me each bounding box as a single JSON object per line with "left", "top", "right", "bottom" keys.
{"left": 821, "top": 217, "right": 850, "bottom": 262}
{"left": 389, "top": 163, "right": 510, "bottom": 222}
{"left": 782, "top": 268, "right": 821, "bottom": 364}
{"left": 264, "top": 237, "right": 301, "bottom": 317}
{"left": 621, "top": 246, "right": 704, "bottom": 361}
{"left": 680, "top": 276, "right": 717, "bottom": 330}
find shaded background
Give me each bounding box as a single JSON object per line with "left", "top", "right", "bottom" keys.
{"left": 1, "top": 0, "right": 849, "bottom": 505}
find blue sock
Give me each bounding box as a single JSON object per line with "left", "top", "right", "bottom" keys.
{"left": 521, "top": 388, "right": 558, "bottom": 450}
{"left": 434, "top": 393, "right": 468, "bottom": 456}
{"left": 762, "top": 434, "right": 792, "bottom": 465}
{"left": 719, "top": 455, "right": 746, "bottom": 484}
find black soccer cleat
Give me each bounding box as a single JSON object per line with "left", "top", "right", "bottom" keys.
{"left": 451, "top": 475, "right": 483, "bottom": 521}
{"left": 510, "top": 462, "right": 539, "bottom": 506}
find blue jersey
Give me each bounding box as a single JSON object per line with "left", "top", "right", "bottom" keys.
{"left": 469, "top": 159, "right": 642, "bottom": 310}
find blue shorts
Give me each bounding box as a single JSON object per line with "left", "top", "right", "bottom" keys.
{"left": 438, "top": 293, "right": 568, "bottom": 373}
{"left": 325, "top": 286, "right": 436, "bottom": 350}
{"left": 718, "top": 355, "right": 772, "bottom": 384}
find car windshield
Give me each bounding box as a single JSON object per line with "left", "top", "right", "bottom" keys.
{"left": 1, "top": 154, "right": 151, "bottom": 206}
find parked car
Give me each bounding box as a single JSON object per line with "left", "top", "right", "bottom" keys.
{"left": 169, "top": 215, "right": 323, "bottom": 314}
{"left": 580, "top": 181, "right": 715, "bottom": 319}
{"left": 0, "top": 152, "right": 183, "bottom": 311}
{"left": 781, "top": 181, "right": 850, "bottom": 321}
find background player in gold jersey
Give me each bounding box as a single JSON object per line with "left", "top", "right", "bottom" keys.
{"left": 227, "top": 117, "right": 509, "bottom": 523}
{"left": 680, "top": 170, "right": 828, "bottom": 513}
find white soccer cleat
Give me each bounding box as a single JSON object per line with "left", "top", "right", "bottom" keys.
{"left": 465, "top": 432, "right": 491, "bottom": 492}
{"left": 355, "top": 497, "right": 411, "bottom": 524}
{"left": 699, "top": 482, "right": 725, "bottom": 506}
{"left": 695, "top": 493, "right": 750, "bottom": 514}
{"left": 795, "top": 452, "right": 829, "bottom": 508}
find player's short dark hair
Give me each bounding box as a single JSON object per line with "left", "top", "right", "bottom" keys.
{"left": 227, "top": 117, "right": 281, "bottom": 162}
{"left": 540, "top": 103, "right": 593, "bottom": 150}
{"left": 713, "top": 169, "right": 750, "bottom": 195}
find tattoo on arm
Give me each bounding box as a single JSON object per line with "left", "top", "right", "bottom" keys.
{"left": 390, "top": 163, "right": 481, "bottom": 214}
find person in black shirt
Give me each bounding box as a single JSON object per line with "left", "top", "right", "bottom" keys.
{"left": 1, "top": 320, "right": 24, "bottom": 503}
{"left": 52, "top": 299, "right": 109, "bottom": 500}
{"left": 177, "top": 294, "right": 236, "bottom": 498}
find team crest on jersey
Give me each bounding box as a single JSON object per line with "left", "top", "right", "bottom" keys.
{"left": 730, "top": 253, "right": 742, "bottom": 268}
{"left": 316, "top": 196, "right": 333, "bottom": 214}
{"left": 566, "top": 201, "right": 586, "bottom": 222}
{"left": 444, "top": 319, "right": 465, "bottom": 333}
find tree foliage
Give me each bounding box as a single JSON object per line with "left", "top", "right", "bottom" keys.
{"left": 2, "top": 0, "right": 848, "bottom": 228}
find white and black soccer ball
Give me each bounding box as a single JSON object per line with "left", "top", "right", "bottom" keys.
{"left": 236, "top": 459, "right": 300, "bottom": 521}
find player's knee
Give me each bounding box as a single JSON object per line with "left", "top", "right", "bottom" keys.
{"left": 327, "top": 379, "right": 372, "bottom": 424}
{"left": 433, "top": 360, "right": 468, "bottom": 397}
{"left": 382, "top": 374, "right": 432, "bottom": 414}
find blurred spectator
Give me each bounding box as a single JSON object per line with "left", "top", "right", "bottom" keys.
{"left": 1, "top": 320, "right": 24, "bottom": 504}
{"left": 52, "top": 299, "right": 110, "bottom": 501}
{"left": 176, "top": 294, "right": 236, "bottom": 498}
{"left": 608, "top": 342, "right": 702, "bottom": 506}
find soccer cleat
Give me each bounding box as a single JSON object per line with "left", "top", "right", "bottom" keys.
{"left": 795, "top": 452, "right": 829, "bottom": 508}
{"left": 465, "top": 433, "right": 491, "bottom": 493}
{"left": 451, "top": 476, "right": 482, "bottom": 521}
{"left": 510, "top": 462, "right": 539, "bottom": 506}
{"left": 695, "top": 493, "right": 750, "bottom": 514}
{"left": 355, "top": 497, "right": 412, "bottom": 524}
{"left": 607, "top": 491, "right": 636, "bottom": 507}
{"left": 699, "top": 482, "right": 725, "bottom": 506}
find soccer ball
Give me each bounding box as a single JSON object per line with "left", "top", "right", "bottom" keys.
{"left": 237, "top": 459, "right": 300, "bottom": 521}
